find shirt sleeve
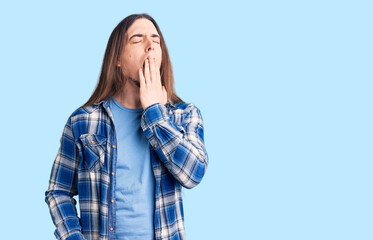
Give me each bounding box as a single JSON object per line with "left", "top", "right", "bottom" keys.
{"left": 45, "top": 116, "right": 86, "bottom": 240}
{"left": 141, "top": 102, "right": 209, "bottom": 189}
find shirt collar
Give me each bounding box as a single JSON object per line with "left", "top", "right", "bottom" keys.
{"left": 93, "top": 98, "right": 110, "bottom": 108}
{"left": 166, "top": 99, "right": 176, "bottom": 108}
{"left": 94, "top": 97, "right": 176, "bottom": 109}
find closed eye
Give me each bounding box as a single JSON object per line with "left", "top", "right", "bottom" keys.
{"left": 129, "top": 33, "right": 161, "bottom": 44}
{"left": 133, "top": 41, "right": 160, "bottom": 44}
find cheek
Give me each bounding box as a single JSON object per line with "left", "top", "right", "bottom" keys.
{"left": 121, "top": 53, "right": 131, "bottom": 65}
{"left": 125, "top": 55, "right": 136, "bottom": 69}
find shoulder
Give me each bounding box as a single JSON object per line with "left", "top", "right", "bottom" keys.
{"left": 172, "top": 102, "right": 205, "bottom": 122}
{"left": 68, "top": 104, "right": 102, "bottom": 122}
{"left": 173, "top": 102, "right": 201, "bottom": 112}
{"left": 63, "top": 102, "right": 109, "bottom": 137}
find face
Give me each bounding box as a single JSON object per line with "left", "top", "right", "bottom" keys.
{"left": 117, "top": 18, "right": 162, "bottom": 83}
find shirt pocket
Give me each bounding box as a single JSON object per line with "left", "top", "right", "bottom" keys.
{"left": 79, "top": 133, "right": 107, "bottom": 172}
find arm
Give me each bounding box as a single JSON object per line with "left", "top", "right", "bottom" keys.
{"left": 45, "top": 116, "right": 86, "bottom": 240}
{"left": 141, "top": 102, "right": 209, "bottom": 189}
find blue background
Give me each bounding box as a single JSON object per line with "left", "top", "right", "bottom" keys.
{"left": 0, "top": 1, "right": 372, "bottom": 239}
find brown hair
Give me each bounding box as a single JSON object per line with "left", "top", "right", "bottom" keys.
{"left": 81, "top": 13, "right": 184, "bottom": 107}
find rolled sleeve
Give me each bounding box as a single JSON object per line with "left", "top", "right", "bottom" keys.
{"left": 140, "top": 102, "right": 209, "bottom": 189}
{"left": 142, "top": 103, "right": 169, "bottom": 127}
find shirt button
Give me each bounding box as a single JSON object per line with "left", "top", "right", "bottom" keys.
{"left": 110, "top": 227, "right": 114, "bottom": 231}
{"left": 111, "top": 199, "right": 115, "bottom": 203}
{"left": 111, "top": 172, "right": 115, "bottom": 175}
{"left": 153, "top": 144, "right": 157, "bottom": 148}
{"left": 112, "top": 145, "right": 116, "bottom": 148}
{"left": 91, "top": 140, "right": 95, "bottom": 144}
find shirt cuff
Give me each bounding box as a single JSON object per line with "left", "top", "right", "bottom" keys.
{"left": 66, "top": 232, "right": 86, "bottom": 240}
{"left": 142, "top": 103, "right": 169, "bottom": 127}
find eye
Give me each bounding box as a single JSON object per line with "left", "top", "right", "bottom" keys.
{"left": 153, "top": 41, "right": 160, "bottom": 44}
{"left": 133, "top": 41, "right": 141, "bottom": 44}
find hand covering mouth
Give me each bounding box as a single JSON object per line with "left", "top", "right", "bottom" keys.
{"left": 143, "top": 54, "right": 154, "bottom": 68}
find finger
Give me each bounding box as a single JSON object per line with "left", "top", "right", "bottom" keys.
{"left": 162, "top": 85, "right": 167, "bottom": 97}
{"left": 162, "top": 86, "right": 168, "bottom": 104}
{"left": 156, "top": 64, "right": 161, "bottom": 84}
{"left": 150, "top": 57, "right": 157, "bottom": 85}
{"left": 139, "top": 68, "right": 145, "bottom": 88}
{"left": 144, "top": 58, "right": 151, "bottom": 85}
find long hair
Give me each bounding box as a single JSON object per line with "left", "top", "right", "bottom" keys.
{"left": 81, "top": 13, "right": 184, "bottom": 108}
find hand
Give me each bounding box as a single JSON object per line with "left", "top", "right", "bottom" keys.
{"left": 139, "top": 56, "right": 168, "bottom": 110}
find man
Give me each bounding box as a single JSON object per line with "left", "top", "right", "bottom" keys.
{"left": 45, "top": 13, "right": 209, "bottom": 240}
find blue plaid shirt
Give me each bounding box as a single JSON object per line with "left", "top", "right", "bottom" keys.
{"left": 45, "top": 98, "right": 209, "bottom": 240}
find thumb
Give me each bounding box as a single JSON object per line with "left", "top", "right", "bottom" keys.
{"left": 164, "top": 86, "right": 169, "bottom": 96}
{"left": 162, "top": 86, "right": 168, "bottom": 103}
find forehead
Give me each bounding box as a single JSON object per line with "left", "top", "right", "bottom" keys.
{"left": 126, "top": 18, "right": 159, "bottom": 38}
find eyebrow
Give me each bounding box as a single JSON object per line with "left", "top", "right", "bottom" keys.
{"left": 129, "top": 34, "right": 160, "bottom": 41}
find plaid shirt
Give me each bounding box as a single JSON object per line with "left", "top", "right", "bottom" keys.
{"left": 45, "top": 98, "right": 209, "bottom": 240}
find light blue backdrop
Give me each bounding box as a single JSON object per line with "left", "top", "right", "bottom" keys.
{"left": 0, "top": 1, "right": 371, "bottom": 239}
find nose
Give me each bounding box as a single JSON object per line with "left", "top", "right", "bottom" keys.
{"left": 145, "top": 37, "right": 155, "bottom": 52}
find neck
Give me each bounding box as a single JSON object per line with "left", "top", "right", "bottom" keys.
{"left": 114, "top": 78, "right": 143, "bottom": 109}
